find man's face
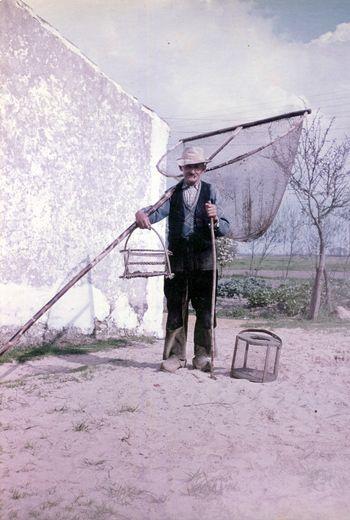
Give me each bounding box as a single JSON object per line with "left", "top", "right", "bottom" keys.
{"left": 180, "top": 163, "right": 206, "bottom": 186}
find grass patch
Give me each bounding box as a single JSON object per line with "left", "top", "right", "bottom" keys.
{"left": 23, "top": 441, "right": 35, "bottom": 451}
{"left": 225, "top": 254, "right": 350, "bottom": 272}
{"left": 244, "top": 317, "right": 350, "bottom": 331}
{"left": 40, "top": 500, "right": 59, "bottom": 511}
{"left": 2, "top": 379, "right": 26, "bottom": 389}
{"left": 1, "top": 332, "right": 158, "bottom": 366}
{"left": 70, "top": 365, "right": 91, "bottom": 374}
{"left": 47, "top": 405, "right": 69, "bottom": 414}
{"left": 10, "top": 488, "right": 27, "bottom": 500}
{"left": 217, "top": 307, "right": 248, "bottom": 319}
{"left": 103, "top": 484, "right": 143, "bottom": 505}
{"left": 118, "top": 404, "right": 139, "bottom": 414}
{"left": 0, "top": 338, "right": 128, "bottom": 365}
{"left": 83, "top": 458, "right": 106, "bottom": 467}
{"left": 186, "top": 470, "right": 231, "bottom": 497}
{"left": 72, "top": 421, "right": 89, "bottom": 432}
{"left": 126, "top": 334, "right": 157, "bottom": 345}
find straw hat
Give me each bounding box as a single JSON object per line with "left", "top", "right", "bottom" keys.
{"left": 177, "top": 146, "right": 210, "bottom": 166}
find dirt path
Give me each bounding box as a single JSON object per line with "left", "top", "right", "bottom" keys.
{"left": 1, "top": 317, "right": 349, "bottom": 519}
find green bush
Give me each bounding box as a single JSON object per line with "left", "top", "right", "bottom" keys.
{"left": 273, "top": 283, "right": 312, "bottom": 316}
{"left": 247, "top": 287, "right": 275, "bottom": 307}
{"left": 217, "top": 276, "right": 312, "bottom": 317}
{"left": 217, "top": 277, "right": 267, "bottom": 298}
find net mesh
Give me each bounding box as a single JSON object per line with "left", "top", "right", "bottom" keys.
{"left": 157, "top": 113, "right": 305, "bottom": 241}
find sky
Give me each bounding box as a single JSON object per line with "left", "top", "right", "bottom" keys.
{"left": 25, "top": 0, "right": 350, "bottom": 141}
{"left": 254, "top": 0, "right": 350, "bottom": 41}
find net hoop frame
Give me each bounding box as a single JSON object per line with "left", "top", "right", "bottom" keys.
{"left": 156, "top": 108, "right": 311, "bottom": 179}
{"left": 206, "top": 112, "right": 307, "bottom": 173}
{"left": 182, "top": 108, "right": 311, "bottom": 143}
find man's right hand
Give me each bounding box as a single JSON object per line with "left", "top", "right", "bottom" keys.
{"left": 135, "top": 210, "right": 151, "bottom": 229}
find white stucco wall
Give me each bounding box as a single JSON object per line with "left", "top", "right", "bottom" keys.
{"left": 0, "top": 0, "right": 169, "bottom": 346}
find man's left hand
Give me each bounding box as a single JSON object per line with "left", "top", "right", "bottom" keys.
{"left": 205, "top": 202, "right": 218, "bottom": 222}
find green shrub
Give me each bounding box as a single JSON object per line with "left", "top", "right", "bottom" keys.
{"left": 217, "top": 276, "right": 312, "bottom": 317}
{"left": 217, "top": 277, "right": 267, "bottom": 298}
{"left": 247, "top": 287, "right": 275, "bottom": 307}
{"left": 273, "top": 283, "right": 312, "bottom": 316}
{"left": 247, "top": 282, "right": 312, "bottom": 316}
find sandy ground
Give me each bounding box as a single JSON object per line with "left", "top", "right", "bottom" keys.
{"left": 1, "top": 317, "right": 349, "bottom": 520}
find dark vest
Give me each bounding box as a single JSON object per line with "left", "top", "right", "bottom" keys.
{"left": 168, "top": 180, "right": 213, "bottom": 271}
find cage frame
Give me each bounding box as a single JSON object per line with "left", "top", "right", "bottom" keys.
{"left": 120, "top": 226, "right": 174, "bottom": 279}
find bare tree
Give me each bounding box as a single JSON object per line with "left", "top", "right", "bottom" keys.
{"left": 279, "top": 204, "right": 306, "bottom": 278}
{"left": 247, "top": 212, "right": 285, "bottom": 275}
{"left": 338, "top": 209, "right": 350, "bottom": 271}
{"left": 246, "top": 201, "right": 303, "bottom": 277}
{"left": 290, "top": 114, "right": 350, "bottom": 319}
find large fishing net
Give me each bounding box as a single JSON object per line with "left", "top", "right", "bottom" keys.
{"left": 157, "top": 111, "right": 308, "bottom": 241}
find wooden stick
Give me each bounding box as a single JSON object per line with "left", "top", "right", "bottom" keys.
{"left": 182, "top": 108, "right": 311, "bottom": 143}
{"left": 209, "top": 216, "right": 217, "bottom": 381}
{"left": 206, "top": 113, "right": 306, "bottom": 173}
{"left": 207, "top": 126, "right": 243, "bottom": 161}
{"left": 0, "top": 185, "right": 177, "bottom": 357}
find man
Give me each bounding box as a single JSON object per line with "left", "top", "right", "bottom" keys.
{"left": 135, "top": 146, "right": 230, "bottom": 373}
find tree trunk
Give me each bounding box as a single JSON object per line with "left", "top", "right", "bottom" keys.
{"left": 309, "top": 236, "right": 326, "bottom": 320}
{"left": 249, "top": 243, "right": 255, "bottom": 275}
{"left": 284, "top": 242, "right": 294, "bottom": 280}
{"left": 323, "top": 268, "right": 335, "bottom": 314}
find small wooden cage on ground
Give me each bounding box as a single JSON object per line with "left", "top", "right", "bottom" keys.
{"left": 230, "top": 329, "right": 282, "bottom": 383}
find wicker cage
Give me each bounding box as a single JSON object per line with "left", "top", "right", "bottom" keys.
{"left": 120, "top": 226, "right": 174, "bottom": 279}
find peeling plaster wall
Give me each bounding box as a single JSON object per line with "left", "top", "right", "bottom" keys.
{"left": 0, "top": 0, "right": 169, "bottom": 345}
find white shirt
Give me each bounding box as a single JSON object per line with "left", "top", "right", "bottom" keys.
{"left": 182, "top": 181, "right": 201, "bottom": 209}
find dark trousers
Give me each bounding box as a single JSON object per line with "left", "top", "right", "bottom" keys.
{"left": 163, "top": 270, "right": 216, "bottom": 361}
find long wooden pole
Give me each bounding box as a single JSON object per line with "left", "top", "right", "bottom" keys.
{"left": 182, "top": 108, "right": 311, "bottom": 143}
{"left": 0, "top": 185, "right": 177, "bottom": 357}
{"left": 209, "top": 217, "right": 217, "bottom": 381}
